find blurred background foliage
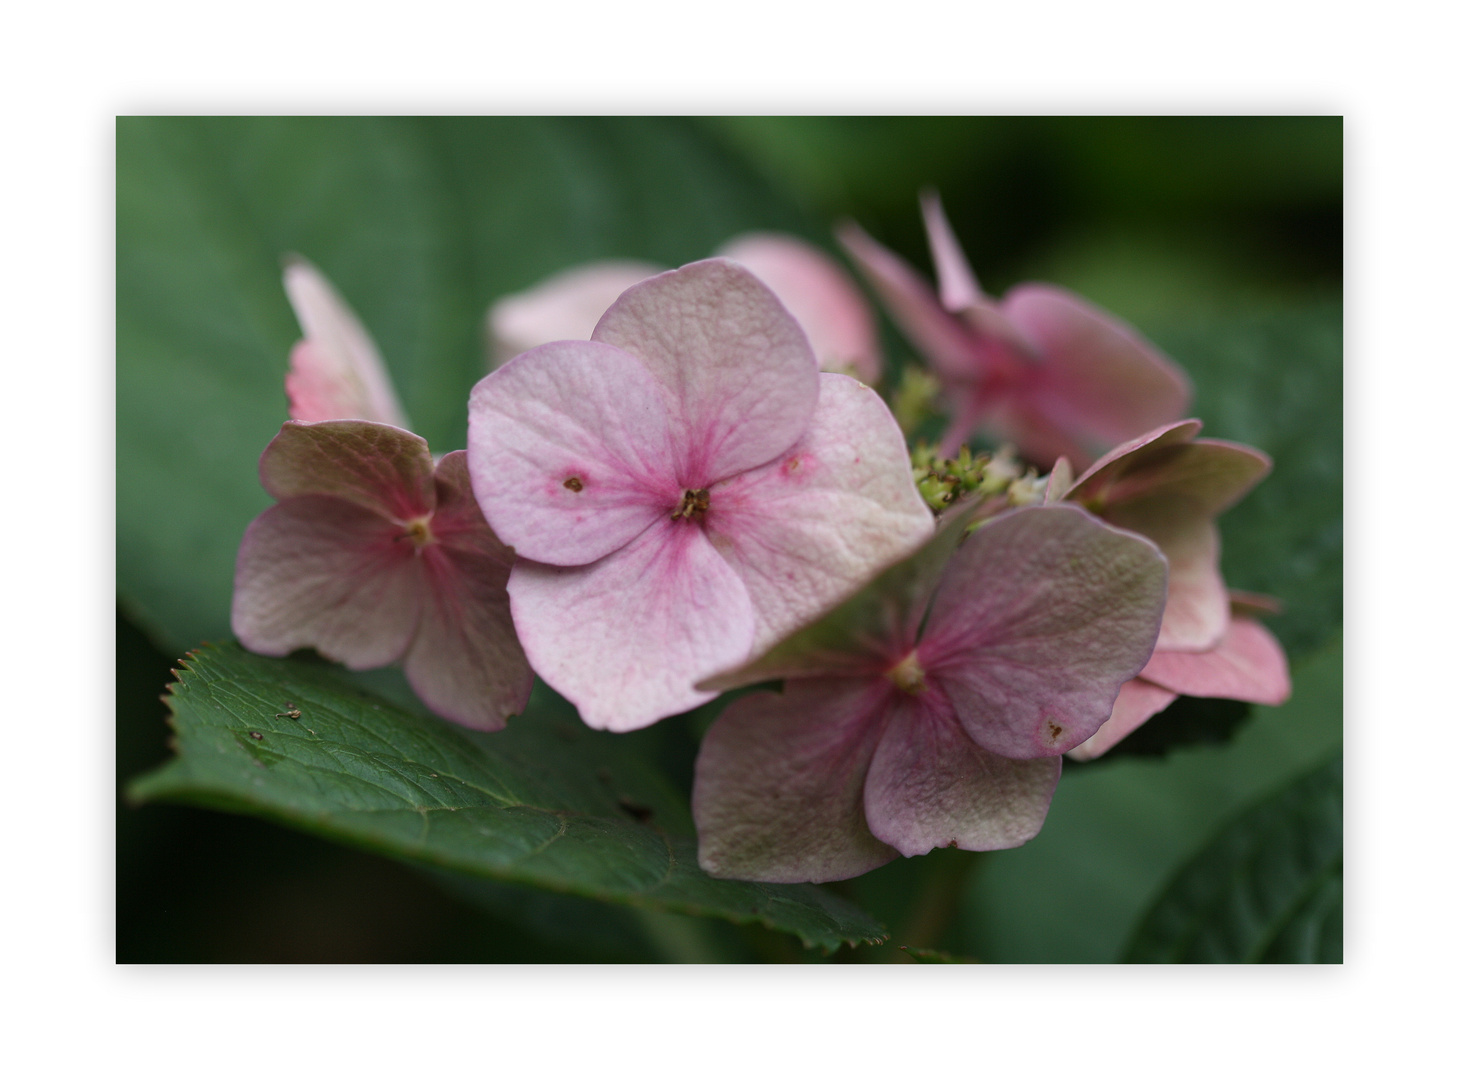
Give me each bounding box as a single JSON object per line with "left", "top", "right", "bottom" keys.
{"left": 117, "top": 116, "right": 1340, "bottom": 962}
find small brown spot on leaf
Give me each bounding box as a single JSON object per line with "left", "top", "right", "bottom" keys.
{"left": 249, "top": 731, "right": 264, "bottom": 740}
{"left": 563, "top": 476, "right": 584, "bottom": 492}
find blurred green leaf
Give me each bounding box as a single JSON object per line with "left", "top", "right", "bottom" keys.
{"left": 127, "top": 643, "right": 886, "bottom": 952}
{"left": 118, "top": 117, "right": 807, "bottom": 655}
{"left": 957, "top": 631, "right": 1341, "bottom": 963}
{"left": 1124, "top": 752, "right": 1341, "bottom": 963}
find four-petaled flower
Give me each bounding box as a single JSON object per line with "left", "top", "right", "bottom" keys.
{"left": 467, "top": 258, "right": 932, "bottom": 732}
{"left": 1048, "top": 419, "right": 1291, "bottom": 757}
{"left": 487, "top": 233, "right": 882, "bottom": 383}
{"left": 231, "top": 262, "right": 532, "bottom": 730}
{"left": 691, "top": 503, "right": 1169, "bottom": 883}
{"left": 839, "top": 192, "right": 1191, "bottom": 469}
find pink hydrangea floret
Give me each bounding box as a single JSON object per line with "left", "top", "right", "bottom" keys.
{"left": 467, "top": 258, "right": 931, "bottom": 732}
{"left": 691, "top": 504, "right": 1169, "bottom": 883}
{"left": 839, "top": 192, "right": 1191, "bottom": 469}
{"left": 231, "top": 262, "right": 532, "bottom": 730}
{"left": 1049, "top": 419, "right": 1291, "bottom": 757}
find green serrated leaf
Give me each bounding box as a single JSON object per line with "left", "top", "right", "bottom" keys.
{"left": 127, "top": 643, "right": 886, "bottom": 953}
{"left": 1123, "top": 752, "right": 1341, "bottom": 963}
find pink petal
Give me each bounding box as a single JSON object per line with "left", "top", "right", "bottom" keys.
{"left": 466, "top": 340, "right": 680, "bottom": 566}
{"left": 720, "top": 232, "right": 882, "bottom": 384}
{"left": 693, "top": 678, "right": 898, "bottom": 884}
{"left": 705, "top": 374, "right": 934, "bottom": 654}
{"left": 400, "top": 452, "right": 534, "bottom": 731}
{"left": 919, "top": 505, "right": 1168, "bottom": 758}
{"left": 507, "top": 518, "right": 756, "bottom": 732}
{"left": 1064, "top": 678, "right": 1179, "bottom": 761}
{"left": 919, "top": 190, "right": 982, "bottom": 312}
{"left": 697, "top": 504, "right": 980, "bottom": 693}
{"left": 259, "top": 420, "right": 436, "bottom": 525}
{"left": 837, "top": 220, "right": 984, "bottom": 379}
{"left": 863, "top": 688, "right": 1061, "bottom": 856}
{"left": 232, "top": 496, "right": 423, "bottom": 669}
{"left": 1067, "top": 419, "right": 1204, "bottom": 498}
{"left": 405, "top": 545, "right": 533, "bottom": 732}
{"left": 592, "top": 259, "right": 821, "bottom": 485}
{"left": 485, "top": 259, "right": 664, "bottom": 367}
{"left": 282, "top": 258, "right": 410, "bottom": 428}
{"left": 1001, "top": 283, "right": 1191, "bottom": 450}
{"left": 1108, "top": 501, "right": 1228, "bottom": 651}
{"left": 1139, "top": 615, "right": 1291, "bottom": 705}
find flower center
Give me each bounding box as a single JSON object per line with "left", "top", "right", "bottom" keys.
{"left": 886, "top": 651, "right": 927, "bottom": 695}
{"left": 670, "top": 488, "right": 711, "bottom": 522}
{"left": 398, "top": 516, "right": 437, "bottom": 551}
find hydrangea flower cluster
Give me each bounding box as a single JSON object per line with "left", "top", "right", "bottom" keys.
{"left": 228, "top": 200, "right": 1289, "bottom": 885}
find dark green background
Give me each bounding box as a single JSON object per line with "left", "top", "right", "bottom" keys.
{"left": 117, "top": 116, "right": 1341, "bottom": 962}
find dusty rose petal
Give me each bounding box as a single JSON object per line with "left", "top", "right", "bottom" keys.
{"left": 282, "top": 258, "right": 409, "bottom": 428}
{"left": 863, "top": 688, "right": 1061, "bottom": 856}
{"left": 259, "top": 420, "right": 436, "bottom": 525}
{"left": 232, "top": 496, "right": 423, "bottom": 669}
{"left": 486, "top": 259, "right": 664, "bottom": 366}
{"left": 507, "top": 518, "right": 756, "bottom": 732}
{"left": 592, "top": 259, "right": 820, "bottom": 484}
{"left": 720, "top": 233, "right": 882, "bottom": 383}
{"left": 1064, "top": 678, "right": 1179, "bottom": 761}
{"left": 404, "top": 545, "right": 533, "bottom": 732}
{"left": 1067, "top": 419, "right": 1203, "bottom": 498}
{"left": 1002, "top": 283, "right": 1191, "bottom": 448}
{"left": 837, "top": 220, "right": 984, "bottom": 379}
{"left": 693, "top": 678, "right": 897, "bottom": 884}
{"left": 919, "top": 191, "right": 982, "bottom": 313}
{"left": 398, "top": 451, "right": 534, "bottom": 730}
{"left": 466, "top": 340, "right": 680, "bottom": 566}
{"left": 706, "top": 374, "right": 934, "bottom": 653}
{"left": 919, "top": 505, "right": 1167, "bottom": 758}
{"left": 1140, "top": 615, "right": 1291, "bottom": 704}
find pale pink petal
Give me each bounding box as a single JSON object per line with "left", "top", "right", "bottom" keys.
{"left": 919, "top": 505, "right": 1168, "bottom": 758}
{"left": 979, "top": 395, "right": 1099, "bottom": 469}
{"left": 919, "top": 190, "right": 982, "bottom": 312}
{"left": 282, "top": 257, "right": 409, "bottom": 428}
{"left": 706, "top": 374, "right": 934, "bottom": 654}
{"left": 837, "top": 220, "right": 984, "bottom": 379}
{"left": 863, "top": 689, "right": 1061, "bottom": 856}
{"left": 1105, "top": 501, "right": 1227, "bottom": 651}
{"left": 232, "top": 496, "right": 423, "bottom": 669}
{"left": 1001, "top": 283, "right": 1191, "bottom": 449}
{"left": 485, "top": 259, "right": 664, "bottom": 367}
{"left": 400, "top": 451, "right": 534, "bottom": 731}
{"left": 693, "top": 678, "right": 898, "bottom": 884}
{"left": 718, "top": 233, "right": 882, "bottom": 384}
{"left": 591, "top": 259, "right": 821, "bottom": 485}
{"left": 507, "top": 519, "right": 756, "bottom": 732}
{"left": 1066, "top": 427, "right": 1270, "bottom": 651}
{"left": 466, "top": 340, "right": 680, "bottom": 566}
{"left": 1064, "top": 678, "right": 1179, "bottom": 761}
{"left": 1140, "top": 615, "right": 1291, "bottom": 705}
{"left": 259, "top": 420, "right": 436, "bottom": 524}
